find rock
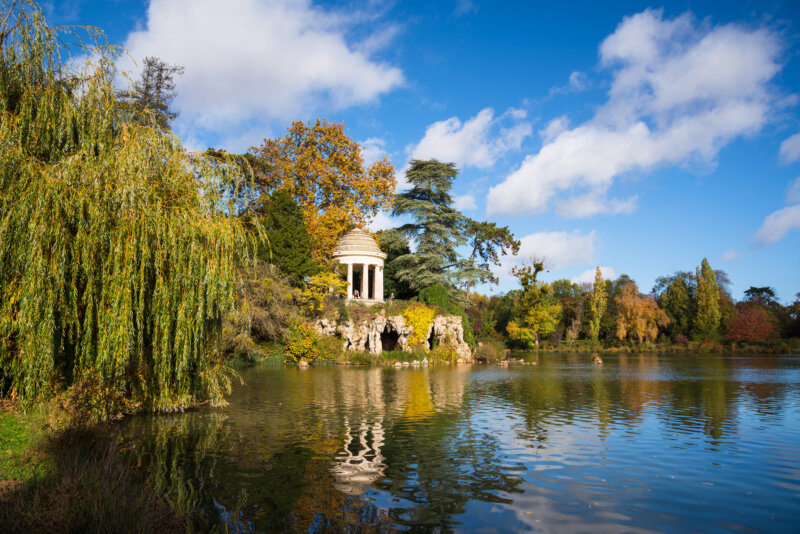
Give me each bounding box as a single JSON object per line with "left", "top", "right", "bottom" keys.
{"left": 314, "top": 312, "right": 472, "bottom": 360}
{"left": 402, "top": 361, "right": 410, "bottom": 367}
{"left": 421, "top": 358, "right": 429, "bottom": 365}
{"left": 298, "top": 360, "right": 309, "bottom": 368}
{"left": 411, "top": 360, "right": 420, "bottom": 366}
{"left": 393, "top": 362, "right": 403, "bottom": 368}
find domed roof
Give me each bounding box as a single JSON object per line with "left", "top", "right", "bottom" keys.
{"left": 333, "top": 228, "right": 387, "bottom": 260}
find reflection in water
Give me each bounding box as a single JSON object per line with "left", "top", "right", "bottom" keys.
{"left": 119, "top": 354, "right": 800, "bottom": 532}
{"left": 333, "top": 418, "right": 386, "bottom": 496}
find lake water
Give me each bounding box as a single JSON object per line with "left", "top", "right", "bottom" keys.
{"left": 121, "top": 354, "right": 800, "bottom": 533}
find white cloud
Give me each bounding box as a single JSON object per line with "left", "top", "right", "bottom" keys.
{"left": 539, "top": 116, "right": 569, "bottom": 142}
{"left": 119, "top": 0, "right": 403, "bottom": 150}
{"left": 488, "top": 9, "right": 783, "bottom": 216}
{"left": 367, "top": 211, "right": 395, "bottom": 232}
{"left": 513, "top": 230, "right": 596, "bottom": 270}
{"left": 408, "top": 107, "right": 532, "bottom": 169}
{"left": 787, "top": 177, "right": 800, "bottom": 204}
{"left": 573, "top": 266, "right": 617, "bottom": 285}
{"left": 568, "top": 70, "right": 588, "bottom": 91}
{"left": 453, "top": 194, "right": 477, "bottom": 211}
{"left": 779, "top": 133, "right": 800, "bottom": 163}
{"left": 556, "top": 193, "right": 637, "bottom": 218}
{"left": 721, "top": 249, "right": 741, "bottom": 262}
{"left": 755, "top": 204, "right": 800, "bottom": 245}
{"left": 361, "top": 137, "right": 387, "bottom": 166}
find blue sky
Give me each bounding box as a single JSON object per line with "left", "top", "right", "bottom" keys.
{"left": 51, "top": 0, "right": 800, "bottom": 302}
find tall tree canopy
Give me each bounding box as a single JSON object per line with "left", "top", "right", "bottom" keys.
{"left": 256, "top": 189, "right": 318, "bottom": 282}
{"left": 614, "top": 283, "right": 670, "bottom": 343}
{"left": 251, "top": 119, "right": 395, "bottom": 261}
{"left": 654, "top": 271, "right": 695, "bottom": 338}
{"left": 0, "top": 4, "right": 248, "bottom": 417}
{"left": 461, "top": 220, "right": 519, "bottom": 297}
{"left": 693, "top": 258, "right": 721, "bottom": 340}
{"left": 391, "top": 159, "right": 468, "bottom": 291}
{"left": 587, "top": 267, "right": 608, "bottom": 342}
{"left": 376, "top": 228, "right": 414, "bottom": 299}
{"left": 506, "top": 261, "right": 562, "bottom": 348}
{"left": 118, "top": 56, "right": 184, "bottom": 130}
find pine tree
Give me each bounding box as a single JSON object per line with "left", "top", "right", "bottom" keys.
{"left": 391, "top": 159, "right": 468, "bottom": 291}
{"left": 587, "top": 266, "right": 607, "bottom": 342}
{"left": 118, "top": 56, "right": 184, "bottom": 129}
{"left": 693, "top": 258, "right": 721, "bottom": 340}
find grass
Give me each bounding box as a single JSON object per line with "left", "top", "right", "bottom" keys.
{"left": 0, "top": 410, "right": 52, "bottom": 483}
{"left": 0, "top": 425, "right": 193, "bottom": 533}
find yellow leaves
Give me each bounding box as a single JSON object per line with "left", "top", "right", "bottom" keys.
{"left": 252, "top": 118, "right": 395, "bottom": 261}
{"left": 300, "top": 272, "right": 347, "bottom": 314}
{"left": 402, "top": 302, "right": 436, "bottom": 351}
{"left": 615, "top": 283, "right": 670, "bottom": 343}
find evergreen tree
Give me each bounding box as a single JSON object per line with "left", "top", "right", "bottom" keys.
{"left": 693, "top": 258, "right": 721, "bottom": 340}
{"left": 118, "top": 56, "right": 184, "bottom": 129}
{"left": 460, "top": 220, "right": 519, "bottom": 298}
{"left": 587, "top": 266, "right": 607, "bottom": 342}
{"left": 376, "top": 228, "right": 414, "bottom": 299}
{"left": 257, "top": 190, "right": 318, "bottom": 282}
{"left": 654, "top": 271, "right": 695, "bottom": 338}
{"left": 391, "top": 159, "right": 468, "bottom": 291}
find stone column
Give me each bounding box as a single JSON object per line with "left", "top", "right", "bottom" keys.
{"left": 376, "top": 266, "right": 384, "bottom": 302}
{"left": 346, "top": 262, "right": 353, "bottom": 299}
{"left": 361, "top": 263, "right": 368, "bottom": 300}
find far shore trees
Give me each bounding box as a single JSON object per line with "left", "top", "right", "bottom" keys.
{"left": 693, "top": 258, "right": 721, "bottom": 340}
{"left": 614, "top": 283, "right": 670, "bottom": 343}
{"left": 587, "top": 267, "right": 607, "bottom": 342}
{"left": 506, "top": 261, "right": 562, "bottom": 348}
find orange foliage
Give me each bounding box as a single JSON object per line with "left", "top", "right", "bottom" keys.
{"left": 251, "top": 119, "right": 395, "bottom": 261}
{"left": 615, "top": 283, "right": 670, "bottom": 343}
{"left": 725, "top": 304, "right": 779, "bottom": 342}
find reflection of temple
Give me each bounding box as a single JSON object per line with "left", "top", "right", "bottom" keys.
{"left": 333, "top": 418, "right": 386, "bottom": 495}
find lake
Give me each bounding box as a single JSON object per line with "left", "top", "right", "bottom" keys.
{"left": 121, "top": 354, "right": 800, "bottom": 533}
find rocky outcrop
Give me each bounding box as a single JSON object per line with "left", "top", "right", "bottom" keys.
{"left": 314, "top": 310, "right": 472, "bottom": 360}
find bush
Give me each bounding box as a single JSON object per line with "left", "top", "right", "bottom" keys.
{"left": 281, "top": 322, "right": 320, "bottom": 363}
{"left": 419, "top": 285, "right": 450, "bottom": 309}
{"left": 474, "top": 338, "right": 506, "bottom": 363}
{"left": 430, "top": 343, "right": 458, "bottom": 364}
{"left": 316, "top": 335, "right": 344, "bottom": 362}
{"left": 402, "top": 303, "right": 437, "bottom": 351}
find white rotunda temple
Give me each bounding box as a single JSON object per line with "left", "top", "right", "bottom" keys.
{"left": 332, "top": 228, "right": 387, "bottom": 302}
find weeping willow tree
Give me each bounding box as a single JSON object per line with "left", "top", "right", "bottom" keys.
{"left": 0, "top": 2, "right": 252, "bottom": 417}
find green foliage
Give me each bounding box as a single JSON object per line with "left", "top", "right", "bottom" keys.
{"left": 376, "top": 228, "right": 414, "bottom": 299}
{"left": 281, "top": 322, "right": 320, "bottom": 363}
{"left": 460, "top": 220, "right": 519, "bottom": 296}
{"left": 693, "top": 258, "right": 721, "bottom": 340}
{"left": 655, "top": 271, "right": 695, "bottom": 338}
{"left": 0, "top": 4, "right": 249, "bottom": 415}
{"left": 419, "top": 285, "right": 451, "bottom": 309}
{"left": 587, "top": 267, "right": 607, "bottom": 342}
{"left": 117, "top": 56, "right": 184, "bottom": 130}
{"left": 391, "top": 159, "right": 468, "bottom": 290}
{"left": 507, "top": 261, "right": 562, "bottom": 348}
{"left": 256, "top": 189, "right": 319, "bottom": 282}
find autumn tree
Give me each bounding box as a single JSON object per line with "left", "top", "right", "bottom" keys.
{"left": 251, "top": 119, "right": 395, "bottom": 261}
{"left": 118, "top": 56, "right": 184, "bottom": 129}
{"left": 693, "top": 258, "right": 721, "bottom": 340}
{"left": 506, "top": 261, "right": 562, "bottom": 348}
{"left": 391, "top": 159, "right": 468, "bottom": 291}
{"left": 725, "top": 303, "right": 779, "bottom": 342}
{"left": 615, "top": 283, "right": 670, "bottom": 343}
{"left": 587, "top": 266, "right": 607, "bottom": 342}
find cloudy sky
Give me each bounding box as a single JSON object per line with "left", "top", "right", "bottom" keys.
{"left": 52, "top": 0, "right": 800, "bottom": 301}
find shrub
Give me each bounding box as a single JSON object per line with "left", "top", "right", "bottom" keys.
{"left": 474, "top": 339, "right": 506, "bottom": 363}
{"left": 430, "top": 343, "right": 458, "bottom": 364}
{"left": 281, "top": 322, "right": 320, "bottom": 363}
{"left": 402, "top": 303, "right": 437, "bottom": 351}
{"left": 419, "top": 285, "right": 450, "bottom": 309}
{"left": 316, "top": 335, "right": 344, "bottom": 362}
